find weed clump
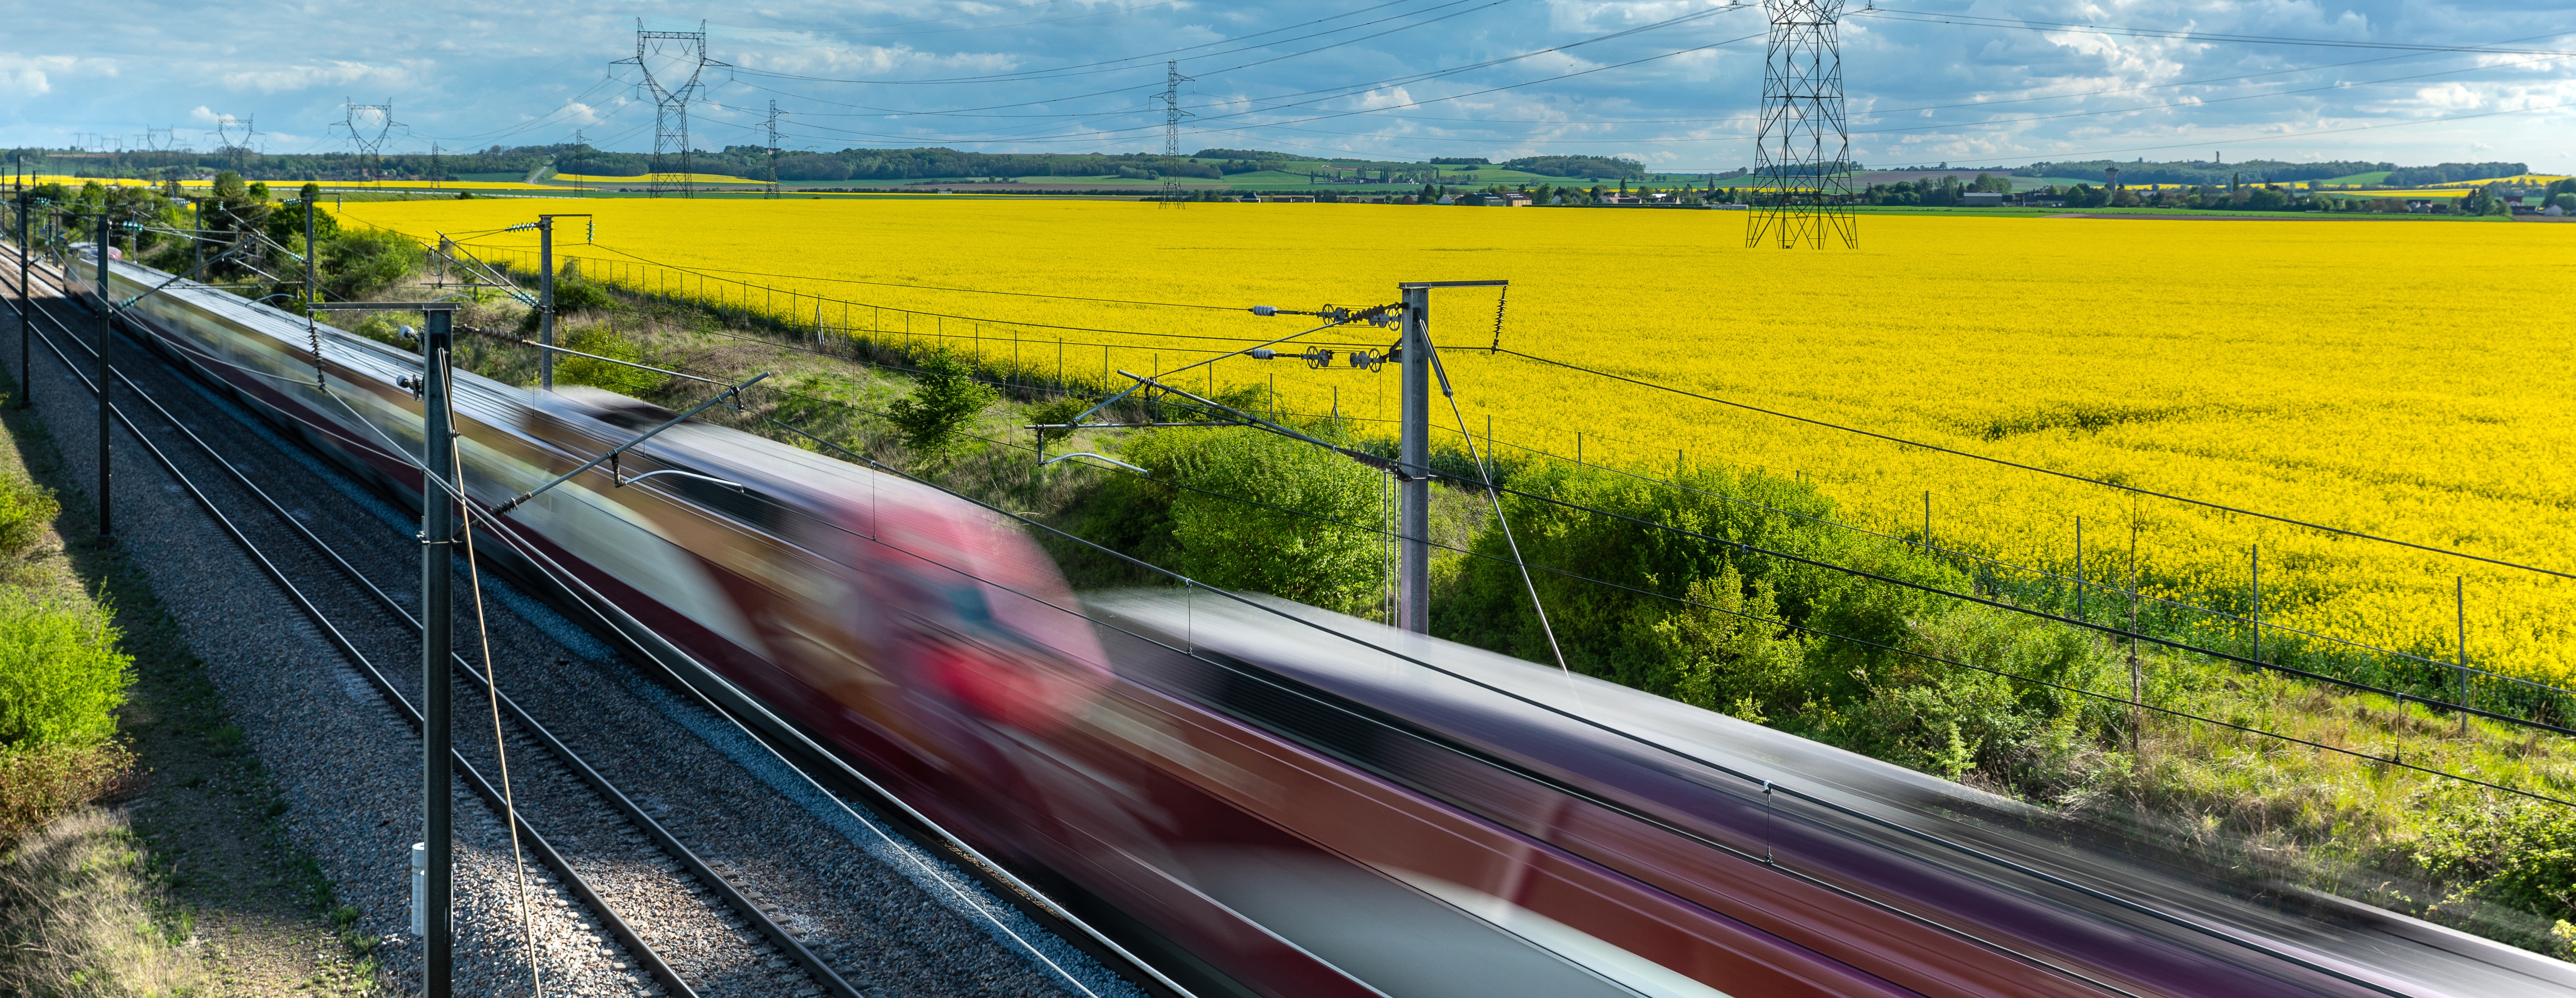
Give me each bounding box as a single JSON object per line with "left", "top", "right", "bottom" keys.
{"left": 0, "top": 472, "right": 58, "bottom": 561}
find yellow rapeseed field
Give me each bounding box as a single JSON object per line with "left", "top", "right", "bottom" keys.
{"left": 552, "top": 172, "right": 766, "bottom": 185}
{"left": 25, "top": 175, "right": 562, "bottom": 191}
{"left": 342, "top": 198, "right": 2576, "bottom": 687}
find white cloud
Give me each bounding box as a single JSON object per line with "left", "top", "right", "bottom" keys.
{"left": 220, "top": 60, "right": 416, "bottom": 94}
{"left": 0, "top": 0, "right": 2565, "bottom": 167}
{"left": 0, "top": 53, "right": 111, "bottom": 97}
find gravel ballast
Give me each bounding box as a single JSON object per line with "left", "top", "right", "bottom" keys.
{"left": 13, "top": 264, "right": 1144, "bottom": 998}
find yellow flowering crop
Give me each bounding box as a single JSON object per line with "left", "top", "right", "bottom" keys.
{"left": 552, "top": 172, "right": 766, "bottom": 185}
{"left": 2425, "top": 175, "right": 2571, "bottom": 187}
{"left": 343, "top": 198, "right": 2576, "bottom": 687}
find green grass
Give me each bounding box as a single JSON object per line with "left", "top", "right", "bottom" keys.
{"left": 2323, "top": 170, "right": 2395, "bottom": 186}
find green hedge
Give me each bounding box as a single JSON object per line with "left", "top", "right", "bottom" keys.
{"left": 1437, "top": 460, "right": 2122, "bottom": 792}
{"left": 0, "top": 593, "right": 131, "bottom": 751}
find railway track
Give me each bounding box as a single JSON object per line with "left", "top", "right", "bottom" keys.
{"left": 1, "top": 246, "right": 1156, "bottom": 998}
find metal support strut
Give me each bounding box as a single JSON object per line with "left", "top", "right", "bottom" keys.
{"left": 418, "top": 305, "right": 457, "bottom": 998}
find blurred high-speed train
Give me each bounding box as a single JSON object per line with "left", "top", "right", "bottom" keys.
{"left": 71, "top": 248, "right": 2576, "bottom": 998}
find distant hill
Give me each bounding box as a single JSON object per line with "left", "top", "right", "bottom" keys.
{"left": 25, "top": 141, "right": 2543, "bottom": 191}
{"left": 1500, "top": 155, "right": 1645, "bottom": 180}
{"left": 2014, "top": 158, "right": 2394, "bottom": 185}
{"left": 2381, "top": 162, "right": 2530, "bottom": 186}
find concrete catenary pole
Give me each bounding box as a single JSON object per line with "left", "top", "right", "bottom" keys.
{"left": 419, "top": 307, "right": 455, "bottom": 998}
{"left": 1397, "top": 284, "right": 1430, "bottom": 633}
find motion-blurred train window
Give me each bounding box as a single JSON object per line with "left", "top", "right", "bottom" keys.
{"left": 667, "top": 471, "right": 784, "bottom": 534}
{"left": 1211, "top": 658, "right": 1389, "bottom": 769}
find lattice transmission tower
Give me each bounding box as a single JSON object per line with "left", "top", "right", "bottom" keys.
{"left": 615, "top": 21, "right": 727, "bottom": 198}
{"left": 763, "top": 99, "right": 784, "bottom": 199}
{"left": 1154, "top": 60, "right": 1194, "bottom": 207}
{"left": 342, "top": 101, "right": 398, "bottom": 178}
{"left": 1745, "top": 0, "right": 1856, "bottom": 249}
{"left": 214, "top": 115, "right": 257, "bottom": 172}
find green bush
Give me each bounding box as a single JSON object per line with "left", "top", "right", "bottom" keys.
{"left": 1437, "top": 459, "right": 2120, "bottom": 795}
{"left": 318, "top": 228, "right": 419, "bottom": 301}
{"left": 2409, "top": 798, "right": 2576, "bottom": 931}
{"left": 514, "top": 262, "right": 620, "bottom": 337}
{"left": 552, "top": 325, "right": 665, "bottom": 397}
{"left": 1122, "top": 427, "right": 1387, "bottom": 616}
{"left": 0, "top": 474, "right": 59, "bottom": 559}
{"left": 0, "top": 593, "right": 131, "bottom": 750}
{"left": 883, "top": 351, "right": 996, "bottom": 465}
{"left": 349, "top": 312, "right": 423, "bottom": 351}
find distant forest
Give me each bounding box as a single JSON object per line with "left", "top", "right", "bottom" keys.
{"left": 14, "top": 144, "right": 1655, "bottom": 183}
{"left": 2013, "top": 158, "right": 2529, "bottom": 186}
{"left": 12, "top": 143, "right": 2526, "bottom": 188}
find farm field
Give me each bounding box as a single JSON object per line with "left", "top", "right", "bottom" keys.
{"left": 340, "top": 197, "right": 2576, "bottom": 688}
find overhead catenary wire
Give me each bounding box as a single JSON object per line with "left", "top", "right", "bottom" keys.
{"left": 0, "top": 251, "right": 1116, "bottom": 998}
{"left": 0, "top": 248, "right": 708, "bottom": 996}
{"left": 1853, "top": 6, "right": 2576, "bottom": 58}
{"left": 761, "top": 414, "right": 2429, "bottom": 998}
{"left": 1489, "top": 347, "right": 2576, "bottom": 582}
{"left": 265, "top": 229, "right": 2576, "bottom": 703}
{"left": 5, "top": 238, "right": 2555, "bottom": 993}
{"left": 451, "top": 421, "right": 547, "bottom": 998}
{"left": 27, "top": 236, "right": 2559, "bottom": 829}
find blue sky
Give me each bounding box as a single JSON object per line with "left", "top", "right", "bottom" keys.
{"left": 4, "top": 0, "right": 2570, "bottom": 171}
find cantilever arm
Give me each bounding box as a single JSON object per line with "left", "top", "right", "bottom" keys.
{"left": 1040, "top": 452, "right": 1147, "bottom": 474}
{"left": 614, "top": 467, "right": 745, "bottom": 490}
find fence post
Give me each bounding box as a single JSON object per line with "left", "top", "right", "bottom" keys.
{"left": 2457, "top": 577, "right": 2468, "bottom": 737}
{"left": 2128, "top": 519, "right": 2141, "bottom": 756}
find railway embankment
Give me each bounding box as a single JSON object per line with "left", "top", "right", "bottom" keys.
{"left": 0, "top": 303, "right": 376, "bottom": 994}
{"left": 0, "top": 251, "right": 1149, "bottom": 996}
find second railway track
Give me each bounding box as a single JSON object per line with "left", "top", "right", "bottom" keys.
{"left": 1, "top": 247, "right": 1159, "bottom": 998}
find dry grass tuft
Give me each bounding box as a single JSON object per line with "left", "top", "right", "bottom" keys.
{"left": 0, "top": 806, "right": 203, "bottom": 996}
{"left": 0, "top": 741, "right": 135, "bottom": 847}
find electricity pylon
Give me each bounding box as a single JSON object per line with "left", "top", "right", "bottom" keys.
{"left": 1154, "top": 60, "right": 1194, "bottom": 207}
{"left": 764, "top": 100, "right": 784, "bottom": 199}
{"left": 615, "top": 20, "right": 727, "bottom": 198}
{"left": 342, "top": 101, "right": 398, "bottom": 179}
{"left": 1745, "top": 0, "right": 1857, "bottom": 249}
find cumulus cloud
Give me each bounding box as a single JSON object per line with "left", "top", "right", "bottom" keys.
{"left": 0, "top": 0, "right": 2564, "bottom": 166}
{"left": 220, "top": 60, "right": 416, "bottom": 94}
{"left": 0, "top": 53, "right": 111, "bottom": 97}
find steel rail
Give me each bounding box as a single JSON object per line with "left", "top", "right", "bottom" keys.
{"left": 0, "top": 261, "right": 711, "bottom": 995}
{"left": 0, "top": 252, "right": 869, "bottom": 998}
{"left": 6, "top": 247, "right": 1181, "bottom": 998}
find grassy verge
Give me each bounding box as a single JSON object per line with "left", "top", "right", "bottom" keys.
{"left": 0, "top": 360, "right": 385, "bottom": 995}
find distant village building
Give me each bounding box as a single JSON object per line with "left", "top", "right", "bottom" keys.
{"left": 1962, "top": 192, "right": 2005, "bottom": 207}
